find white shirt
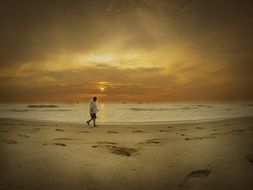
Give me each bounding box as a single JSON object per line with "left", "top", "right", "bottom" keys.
{"left": 89, "top": 101, "right": 98, "bottom": 114}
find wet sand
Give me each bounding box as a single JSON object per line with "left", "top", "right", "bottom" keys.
{"left": 0, "top": 116, "right": 253, "bottom": 190}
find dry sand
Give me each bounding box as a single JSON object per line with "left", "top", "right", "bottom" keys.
{"left": 0, "top": 116, "right": 253, "bottom": 190}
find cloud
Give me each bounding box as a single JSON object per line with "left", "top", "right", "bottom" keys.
{"left": 0, "top": 0, "right": 253, "bottom": 102}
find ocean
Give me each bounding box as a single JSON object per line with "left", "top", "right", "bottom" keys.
{"left": 0, "top": 102, "right": 253, "bottom": 124}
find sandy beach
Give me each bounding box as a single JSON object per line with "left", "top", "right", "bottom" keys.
{"left": 0, "top": 116, "right": 253, "bottom": 190}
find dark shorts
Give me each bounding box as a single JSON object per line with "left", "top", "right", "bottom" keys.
{"left": 90, "top": 113, "right": 97, "bottom": 119}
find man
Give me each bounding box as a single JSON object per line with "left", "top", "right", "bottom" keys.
{"left": 86, "top": 97, "right": 99, "bottom": 127}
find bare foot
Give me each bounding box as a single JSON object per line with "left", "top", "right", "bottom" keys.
{"left": 86, "top": 121, "right": 90, "bottom": 126}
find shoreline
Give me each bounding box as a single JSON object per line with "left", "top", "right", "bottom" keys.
{"left": 1, "top": 115, "right": 253, "bottom": 126}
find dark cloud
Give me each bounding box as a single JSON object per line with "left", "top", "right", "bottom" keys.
{"left": 1, "top": 0, "right": 251, "bottom": 64}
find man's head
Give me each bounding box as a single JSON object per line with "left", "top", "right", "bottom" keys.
{"left": 93, "top": 97, "right": 97, "bottom": 102}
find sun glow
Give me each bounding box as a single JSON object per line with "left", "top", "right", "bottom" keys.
{"left": 100, "top": 87, "right": 105, "bottom": 92}
{"left": 82, "top": 54, "right": 116, "bottom": 63}
{"left": 77, "top": 52, "right": 143, "bottom": 67}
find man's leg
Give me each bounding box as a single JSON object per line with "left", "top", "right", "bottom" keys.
{"left": 93, "top": 118, "right": 96, "bottom": 126}
{"left": 87, "top": 118, "right": 92, "bottom": 125}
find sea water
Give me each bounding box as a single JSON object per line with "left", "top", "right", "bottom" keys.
{"left": 0, "top": 102, "right": 253, "bottom": 124}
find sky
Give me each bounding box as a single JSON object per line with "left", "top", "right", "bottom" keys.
{"left": 0, "top": 0, "right": 253, "bottom": 103}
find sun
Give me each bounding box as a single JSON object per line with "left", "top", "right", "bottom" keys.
{"left": 100, "top": 87, "right": 105, "bottom": 92}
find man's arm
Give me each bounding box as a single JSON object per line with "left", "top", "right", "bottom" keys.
{"left": 95, "top": 103, "right": 99, "bottom": 112}
{"left": 90, "top": 102, "right": 94, "bottom": 113}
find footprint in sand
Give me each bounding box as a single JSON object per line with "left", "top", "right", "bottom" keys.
{"left": 53, "top": 143, "right": 66, "bottom": 147}
{"left": 180, "top": 169, "right": 212, "bottom": 187}
{"left": 185, "top": 136, "right": 216, "bottom": 141}
{"left": 95, "top": 142, "right": 118, "bottom": 149}
{"left": 93, "top": 141, "right": 137, "bottom": 156}
{"left": 140, "top": 138, "right": 167, "bottom": 144}
{"left": 111, "top": 147, "right": 137, "bottom": 156}
{"left": 196, "top": 127, "right": 204, "bottom": 129}
{"left": 231, "top": 129, "right": 244, "bottom": 133}
{"left": 43, "top": 143, "right": 67, "bottom": 147}
{"left": 53, "top": 138, "right": 76, "bottom": 140}
{"left": 180, "top": 128, "right": 188, "bottom": 131}
{"left": 246, "top": 154, "right": 253, "bottom": 163}
{"left": 187, "top": 170, "right": 212, "bottom": 177}
{"left": 55, "top": 129, "right": 64, "bottom": 132}
{"left": 1, "top": 140, "right": 17, "bottom": 144}
{"left": 107, "top": 131, "right": 119, "bottom": 134}
{"left": 132, "top": 130, "right": 144, "bottom": 133}
{"left": 145, "top": 140, "right": 160, "bottom": 144}
{"left": 180, "top": 134, "right": 185, "bottom": 136}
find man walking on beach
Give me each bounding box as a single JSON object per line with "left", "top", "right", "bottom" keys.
{"left": 87, "top": 97, "right": 99, "bottom": 127}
